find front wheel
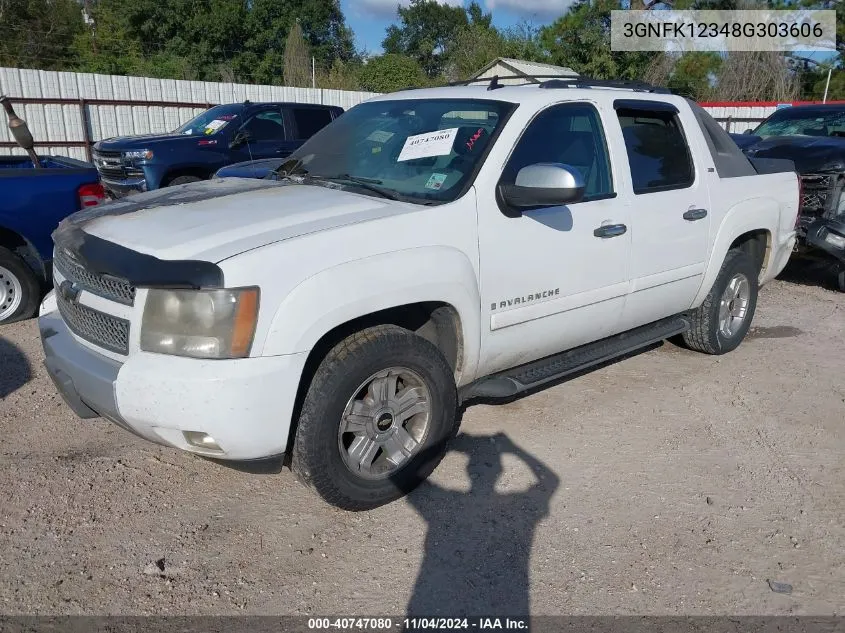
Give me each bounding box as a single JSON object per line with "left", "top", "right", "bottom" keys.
{"left": 0, "top": 247, "right": 40, "bottom": 325}
{"left": 166, "top": 175, "right": 203, "bottom": 187}
{"left": 683, "top": 249, "right": 759, "bottom": 355}
{"left": 291, "top": 325, "right": 458, "bottom": 511}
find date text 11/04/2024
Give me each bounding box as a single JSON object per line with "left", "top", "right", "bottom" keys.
{"left": 307, "top": 617, "right": 530, "bottom": 630}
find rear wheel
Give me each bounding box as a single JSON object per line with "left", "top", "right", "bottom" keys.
{"left": 291, "top": 325, "right": 458, "bottom": 511}
{"left": 683, "top": 249, "right": 758, "bottom": 355}
{"left": 0, "top": 247, "right": 40, "bottom": 325}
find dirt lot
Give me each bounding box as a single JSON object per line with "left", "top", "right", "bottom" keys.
{"left": 0, "top": 272, "right": 843, "bottom": 617}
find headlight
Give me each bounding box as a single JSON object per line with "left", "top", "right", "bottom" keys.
{"left": 123, "top": 149, "right": 154, "bottom": 161}
{"left": 140, "top": 287, "right": 259, "bottom": 359}
{"left": 824, "top": 231, "right": 845, "bottom": 250}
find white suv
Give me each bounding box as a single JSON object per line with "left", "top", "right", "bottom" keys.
{"left": 40, "top": 79, "right": 799, "bottom": 510}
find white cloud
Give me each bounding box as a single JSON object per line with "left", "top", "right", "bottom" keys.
{"left": 354, "top": 0, "right": 466, "bottom": 18}
{"left": 485, "top": 0, "right": 576, "bottom": 19}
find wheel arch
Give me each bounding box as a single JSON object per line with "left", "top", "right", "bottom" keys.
{"left": 692, "top": 199, "right": 776, "bottom": 307}
{"left": 161, "top": 166, "right": 214, "bottom": 186}
{"left": 0, "top": 225, "right": 47, "bottom": 283}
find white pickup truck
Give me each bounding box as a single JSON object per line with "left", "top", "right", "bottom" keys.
{"left": 39, "top": 79, "right": 799, "bottom": 510}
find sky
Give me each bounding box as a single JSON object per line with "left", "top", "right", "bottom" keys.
{"left": 340, "top": 0, "right": 574, "bottom": 54}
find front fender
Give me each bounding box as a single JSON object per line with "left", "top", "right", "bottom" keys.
{"left": 691, "top": 197, "right": 779, "bottom": 307}
{"left": 262, "top": 246, "right": 482, "bottom": 385}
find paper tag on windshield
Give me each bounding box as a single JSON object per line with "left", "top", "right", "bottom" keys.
{"left": 367, "top": 130, "right": 394, "bottom": 143}
{"left": 204, "top": 119, "right": 227, "bottom": 134}
{"left": 398, "top": 128, "right": 459, "bottom": 162}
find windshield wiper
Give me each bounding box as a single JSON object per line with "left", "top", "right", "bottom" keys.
{"left": 309, "top": 174, "right": 404, "bottom": 202}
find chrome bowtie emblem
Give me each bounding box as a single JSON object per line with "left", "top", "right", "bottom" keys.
{"left": 59, "top": 279, "right": 81, "bottom": 303}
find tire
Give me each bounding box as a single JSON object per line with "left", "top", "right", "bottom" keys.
{"left": 682, "top": 249, "right": 759, "bottom": 355}
{"left": 291, "top": 324, "right": 458, "bottom": 511}
{"left": 837, "top": 266, "right": 845, "bottom": 293}
{"left": 166, "top": 175, "right": 203, "bottom": 187}
{"left": 830, "top": 177, "right": 845, "bottom": 216}
{"left": 0, "top": 246, "right": 40, "bottom": 325}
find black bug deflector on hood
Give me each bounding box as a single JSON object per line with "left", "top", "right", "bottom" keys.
{"left": 53, "top": 178, "right": 286, "bottom": 290}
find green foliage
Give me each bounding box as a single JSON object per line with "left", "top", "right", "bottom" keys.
{"left": 68, "top": 0, "right": 354, "bottom": 84}
{"left": 318, "top": 59, "right": 364, "bottom": 91}
{"left": 357, "top": 54, "right": 430, "bottom": 93}
{"left": 538, "top": 0, "right": 652, "bottom": 80}
{"left": 666, "top": 53, "right": 722, "bottom": 98}
{"left": 0, "top": 0, "right": 85, "bottom": 70}
{"left": 3, "top": 0, "right": 836, "bottom": 101}
{"left": 284, "top": 22, "right": 312, "bottom": 87}
{"left": 382, "top": 0, "right": 470, "bottom": 78}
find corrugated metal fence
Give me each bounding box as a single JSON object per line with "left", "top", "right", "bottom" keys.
{"left": 0, "top": 67, "right": 379, "bottom": 161}
{"left": 4, "top": 67, "right": 844, "bottom": 161}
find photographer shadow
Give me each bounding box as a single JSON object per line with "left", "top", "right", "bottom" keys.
{"left": 400, "top": 431, "right": 559, "bottom": 618}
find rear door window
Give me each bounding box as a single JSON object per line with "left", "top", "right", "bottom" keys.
{"left": 241, "top": 109, "right": 287, "bottom": 141}
{"left": 615, "top": 107, "right": 694, "bottom": 194}
{"left": 292, "top": 108, "right": 334, "bottom": 140}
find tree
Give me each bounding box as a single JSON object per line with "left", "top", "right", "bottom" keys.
{"left": 69, "top": 0, "right": 356, "bottom": 85}
{"left": 245, "top": 0, "right": 354, "bottom": 75}
{"left": 710, "top": 52, "right": 799, "bottom": 101}
{"left": 318, "top": 59, "right": 363, "bottom": 90}
{"left": 0, "top": 0, "right": 85, "bottom": 70}
{"left": 284, "top": 22, "right": 312, "bottom": 87}
{"left": 383, "top": 0, "right": 470, "bottom": 78}
{"left": 357, "top": 54, "right": 429, "bottom": 93}
{"left": 538, "top": 0, "right": 653, "bottom": 80}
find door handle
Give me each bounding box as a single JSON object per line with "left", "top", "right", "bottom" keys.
{"left": 594, "top": 224, "right": 627, "bottom": 238}
{"left": 683, "top": 208, "right": 708, "bottom": 221}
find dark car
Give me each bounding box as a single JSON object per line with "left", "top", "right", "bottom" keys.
{"left": 92, "top": 101, "right": 343, "bottom": 197}
{"left": 731, "top": 104, "right": 845, "bottom": 291}
{"left": 213, "top": 157, "right": 286, "bottom": 180}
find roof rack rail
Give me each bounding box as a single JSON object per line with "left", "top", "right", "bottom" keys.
{"left": 447, "top": 74, "right": 580, "bottom": 87}
{"left": 538, "top": 78, "right": 671, "bottom": 94}
{"left": 447, "top": 75, "right": 672, "bottom": 94}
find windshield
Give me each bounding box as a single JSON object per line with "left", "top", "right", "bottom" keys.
{"left": 275, "top": 98, "right": 516, "bottom": 204}
{"left": 753, "top": 108, "right": 845, "bottom": 139}
{"left": 175, "top": 104, "right": 243, "bottom": 136}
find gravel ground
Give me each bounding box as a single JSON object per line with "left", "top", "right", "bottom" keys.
{"left": 0, "top": 272, "right": 843, "bottom": 616}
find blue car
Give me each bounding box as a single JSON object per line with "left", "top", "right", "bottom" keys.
{"left": 92, "top": 101, "right": 343, "bottom": 197}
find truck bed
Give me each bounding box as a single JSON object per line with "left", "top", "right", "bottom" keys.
{"left": 0, "top": 155, "right": 96, "bottom": 173}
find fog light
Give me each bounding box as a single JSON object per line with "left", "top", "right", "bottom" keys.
{"left": 183, "top": 431, "right": 222, "bottom": 452}
{"left": 824, "top": 231, "right": 845, "bottom": 250}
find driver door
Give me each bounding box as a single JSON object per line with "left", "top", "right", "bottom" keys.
{"left": 476, "top": 102, "right": 632, "bottom": 376}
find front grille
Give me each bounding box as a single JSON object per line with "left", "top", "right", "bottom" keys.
{"left": 92, "top": 150, "right": 127, "bottom": 180}
{"left": 55, "top": 280, "right": 130, "bottom": 355}
{"left": 800, "top": 174, "right": 835, "bottom": 213}
{"left": 54, "top": 248, "right": 136, "bottom": 306}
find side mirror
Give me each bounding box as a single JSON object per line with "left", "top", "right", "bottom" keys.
{"left": 498, "top": 163, "right": 585, "bottom": 215}
{"left": 743, "top": 129, "right": 754, "bottom": 135}
{"left": 229, "top": 130, "right": 251, "bottom": 149}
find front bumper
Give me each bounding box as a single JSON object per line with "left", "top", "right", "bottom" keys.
{"left": 99, "top": 176, "right": 148, "bottom": 199}
{"left": 39, "top": 309, "right": 309, "bottom": 460}
{"left": 804, "top": 217, "right": 845, "bottom": 263}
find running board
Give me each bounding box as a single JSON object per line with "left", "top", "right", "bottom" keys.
{"left": 461, "top": 315, "right": 690, "bottom": 401}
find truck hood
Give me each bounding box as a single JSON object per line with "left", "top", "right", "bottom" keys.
{"left": 744, "top": 135, "right": 845, "bottom": 173}
{"left": 94, "top": 133, "right": 218, "bottom": 151}
{"left": 56, "top": 177, "right": 414, "bottom": 262}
